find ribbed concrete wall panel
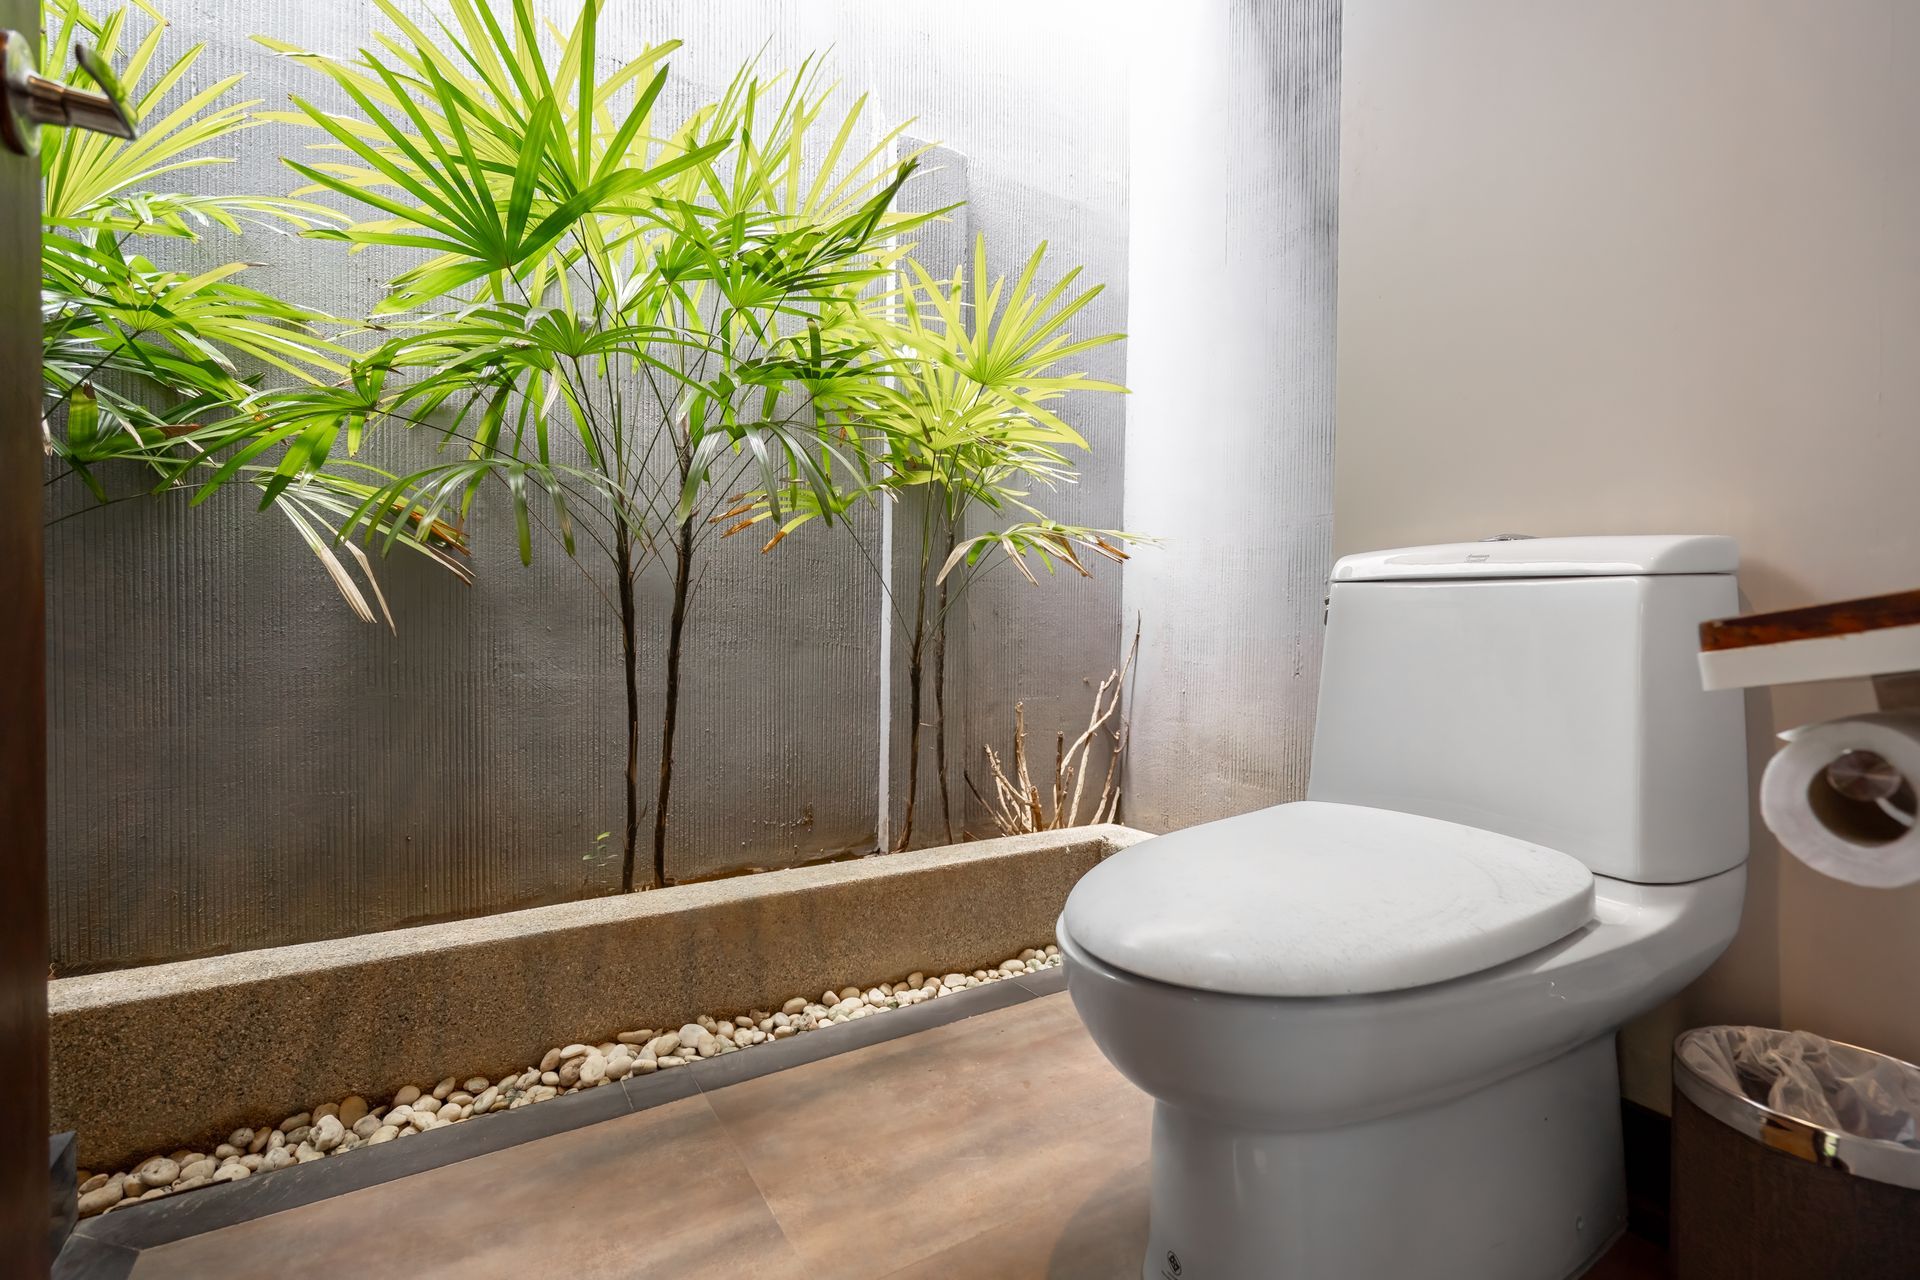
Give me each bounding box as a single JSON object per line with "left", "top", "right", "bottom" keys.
{"left": 1118, "top": 0, "right": 1341, "bottom": 832}
{"left": 46, "top": 0, "right": 1128, "bottom": 969}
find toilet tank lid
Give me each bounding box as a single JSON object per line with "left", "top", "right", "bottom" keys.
{"left": 1332, "top": 534, "right": 1738, "bottom": 582}
{"left": 1062, "top": 802, "right": 1596, "bottom": 997}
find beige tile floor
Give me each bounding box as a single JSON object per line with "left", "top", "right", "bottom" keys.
{"left": 129, "top": 994, "right": 1664, "bottom": 1279}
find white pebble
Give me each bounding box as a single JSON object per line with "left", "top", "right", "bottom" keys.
{"left": 135, "top": 1158, "right": 178, "bottom": 1188}
{"left": 82, "top": 945, "right": 1084, "bottom": 1211}
{"left": 310, "top": 1116, "right": 345, "bottom": 1152}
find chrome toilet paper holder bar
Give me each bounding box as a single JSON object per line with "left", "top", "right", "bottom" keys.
{"left": 1869, "top": 671, "right": 1920, "bottom": 712}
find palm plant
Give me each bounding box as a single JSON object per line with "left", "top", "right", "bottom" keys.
{"left": 40, "top": 0, "right": 466, "bottom": 623}
{"left": 240, "top": 0, "right": 935, "bottom": 890}
{"left": 729, "top": 236, "right": 1138, "bottom": 847}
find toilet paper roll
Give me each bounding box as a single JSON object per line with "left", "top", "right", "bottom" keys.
{"left": 1761, "top": 712, "right": 1920, "bottom": 888}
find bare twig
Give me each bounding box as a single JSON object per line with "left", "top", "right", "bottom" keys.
{"left": 966, "top": 621, "right": 1141, "bottom": 836}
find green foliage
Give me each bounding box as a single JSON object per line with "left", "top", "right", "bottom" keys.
{"left": 725, "top": 234, "right": 1141, "bottom": 847}
{"left": 141, "top": 0, "right": 1138, "bottom": 869}
{"left": 40, "top": 0, "right": 468, "bottom": 625}
{"left": 246, "top": 0, "right": 933, "bottom": 571}
{"left": 234, "top": 0, "right": 938, "bottom": 888}
{"left": 733, "top": 235, "right": 1140, "bottom": 589}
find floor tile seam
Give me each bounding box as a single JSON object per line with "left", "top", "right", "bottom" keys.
{"left": 684, "top": 987, "right": 1050, "bottom": 1278}
{"left": 681, "top": 1086, "right": 815, "bottom": 1271}
{"left": 53, "top": 1234, "right": 141, "bottom": 1280}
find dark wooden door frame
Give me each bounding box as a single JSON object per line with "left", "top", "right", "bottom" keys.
{"left": 1, "top": 0, "right": 50, "bottom": 1274}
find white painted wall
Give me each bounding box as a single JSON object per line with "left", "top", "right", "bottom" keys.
{"left": 1337, "top": 0, "right": 1920, "bottom": 1104}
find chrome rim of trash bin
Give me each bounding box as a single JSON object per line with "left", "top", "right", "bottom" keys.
{"left": 1672, "top": 1029, "right": 1920, "bottom": 1192}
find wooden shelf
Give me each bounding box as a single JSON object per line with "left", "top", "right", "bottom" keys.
{"left": 1697, "top": 589, "right": 1920, "bottom": 693}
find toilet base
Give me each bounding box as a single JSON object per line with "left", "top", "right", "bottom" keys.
{"left": 1141, "top": 1035, "right": 1625, "bottom": 1280}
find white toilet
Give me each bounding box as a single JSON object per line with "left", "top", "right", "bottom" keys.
{"left": 1060, "top": 535, "right": 1751, "bottom": 1280}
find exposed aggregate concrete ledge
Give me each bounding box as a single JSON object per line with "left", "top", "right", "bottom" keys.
{"left": 52, "top": 825, "right": 1147, "bottom": 1169}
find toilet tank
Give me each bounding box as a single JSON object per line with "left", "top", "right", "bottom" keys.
{"left": 1307, "top": 536, "right": 1749, "bottom": 884}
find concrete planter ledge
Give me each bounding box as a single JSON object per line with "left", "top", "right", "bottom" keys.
{"left": 52, "top": 824, "right": 1148, "bottom": 1170}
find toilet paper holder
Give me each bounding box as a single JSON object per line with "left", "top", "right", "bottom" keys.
{"left": 1868, "top": 670, "right": 1920, "bottom": 712}
{"left": 1823, "top": 674, "right": 1920, "bottom": 820}
{"left": 1697, "top": 586, "right": 1920, "bottom": 703}
{"left": 1702, "top": 589, "right": 1920, "bottom": 871}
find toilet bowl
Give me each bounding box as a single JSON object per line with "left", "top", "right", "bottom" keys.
{"left": 1063, "top": 536, "right": 1752, "bottom": 1280}
{"left": 1059, "top": 811, "right": 1745, "bottom": 1279}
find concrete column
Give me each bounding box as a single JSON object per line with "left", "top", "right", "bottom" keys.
{"left": 1120, "top": 0, "right": 1342, "bottom": 831}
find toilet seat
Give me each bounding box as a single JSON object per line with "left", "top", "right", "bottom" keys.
{"left": 1062, "top": 800, "right": 1595, "bottom": 997}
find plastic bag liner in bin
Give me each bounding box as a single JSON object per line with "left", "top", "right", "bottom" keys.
{"left": 1678, "top": 1026, "right": 1920, "bottom": 1149}
{"left": 1673, "top": 1026, "right": 1920, "bottom": 1280}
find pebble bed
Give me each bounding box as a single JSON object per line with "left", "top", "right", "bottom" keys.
{"left": 74, "top": 945, "right": 1063, "bottom": 1219}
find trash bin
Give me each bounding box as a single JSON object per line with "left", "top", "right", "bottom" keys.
{"left": 1673, "top": 1027, "right": 1920, "bottom": 1280}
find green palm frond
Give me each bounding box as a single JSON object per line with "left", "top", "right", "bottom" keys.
{"left": 40, "top": 0, "right": 461, "bottom": 624}
{"left": 234, "top": 0, "right": 934, "bottom": 572}
{"left": 938, "top": 520, "right": 1139, "bottom": 587}
{"left": 727, "top": 233, "right": 1140, "bottom": 587}
{"left": 41, "top": 0, "right": 336, "bottom": 234}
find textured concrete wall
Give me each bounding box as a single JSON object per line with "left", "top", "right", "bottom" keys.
{"left": 51, "top": 825, "right": 1147, "bottom": 1170}
{"left": 45, "top": 1, "right": 1128, "bottom": 970}
{"left": 1119, "top": 0, "right": 1341, "bottom": 833}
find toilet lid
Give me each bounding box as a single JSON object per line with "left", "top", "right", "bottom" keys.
{"left": 1063, "top": 801, "right": 1596, "bottom": 997}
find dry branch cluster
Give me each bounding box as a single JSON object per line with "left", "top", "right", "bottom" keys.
{"left": 969, "top": 623, "right": 1139, "bottom": 837}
